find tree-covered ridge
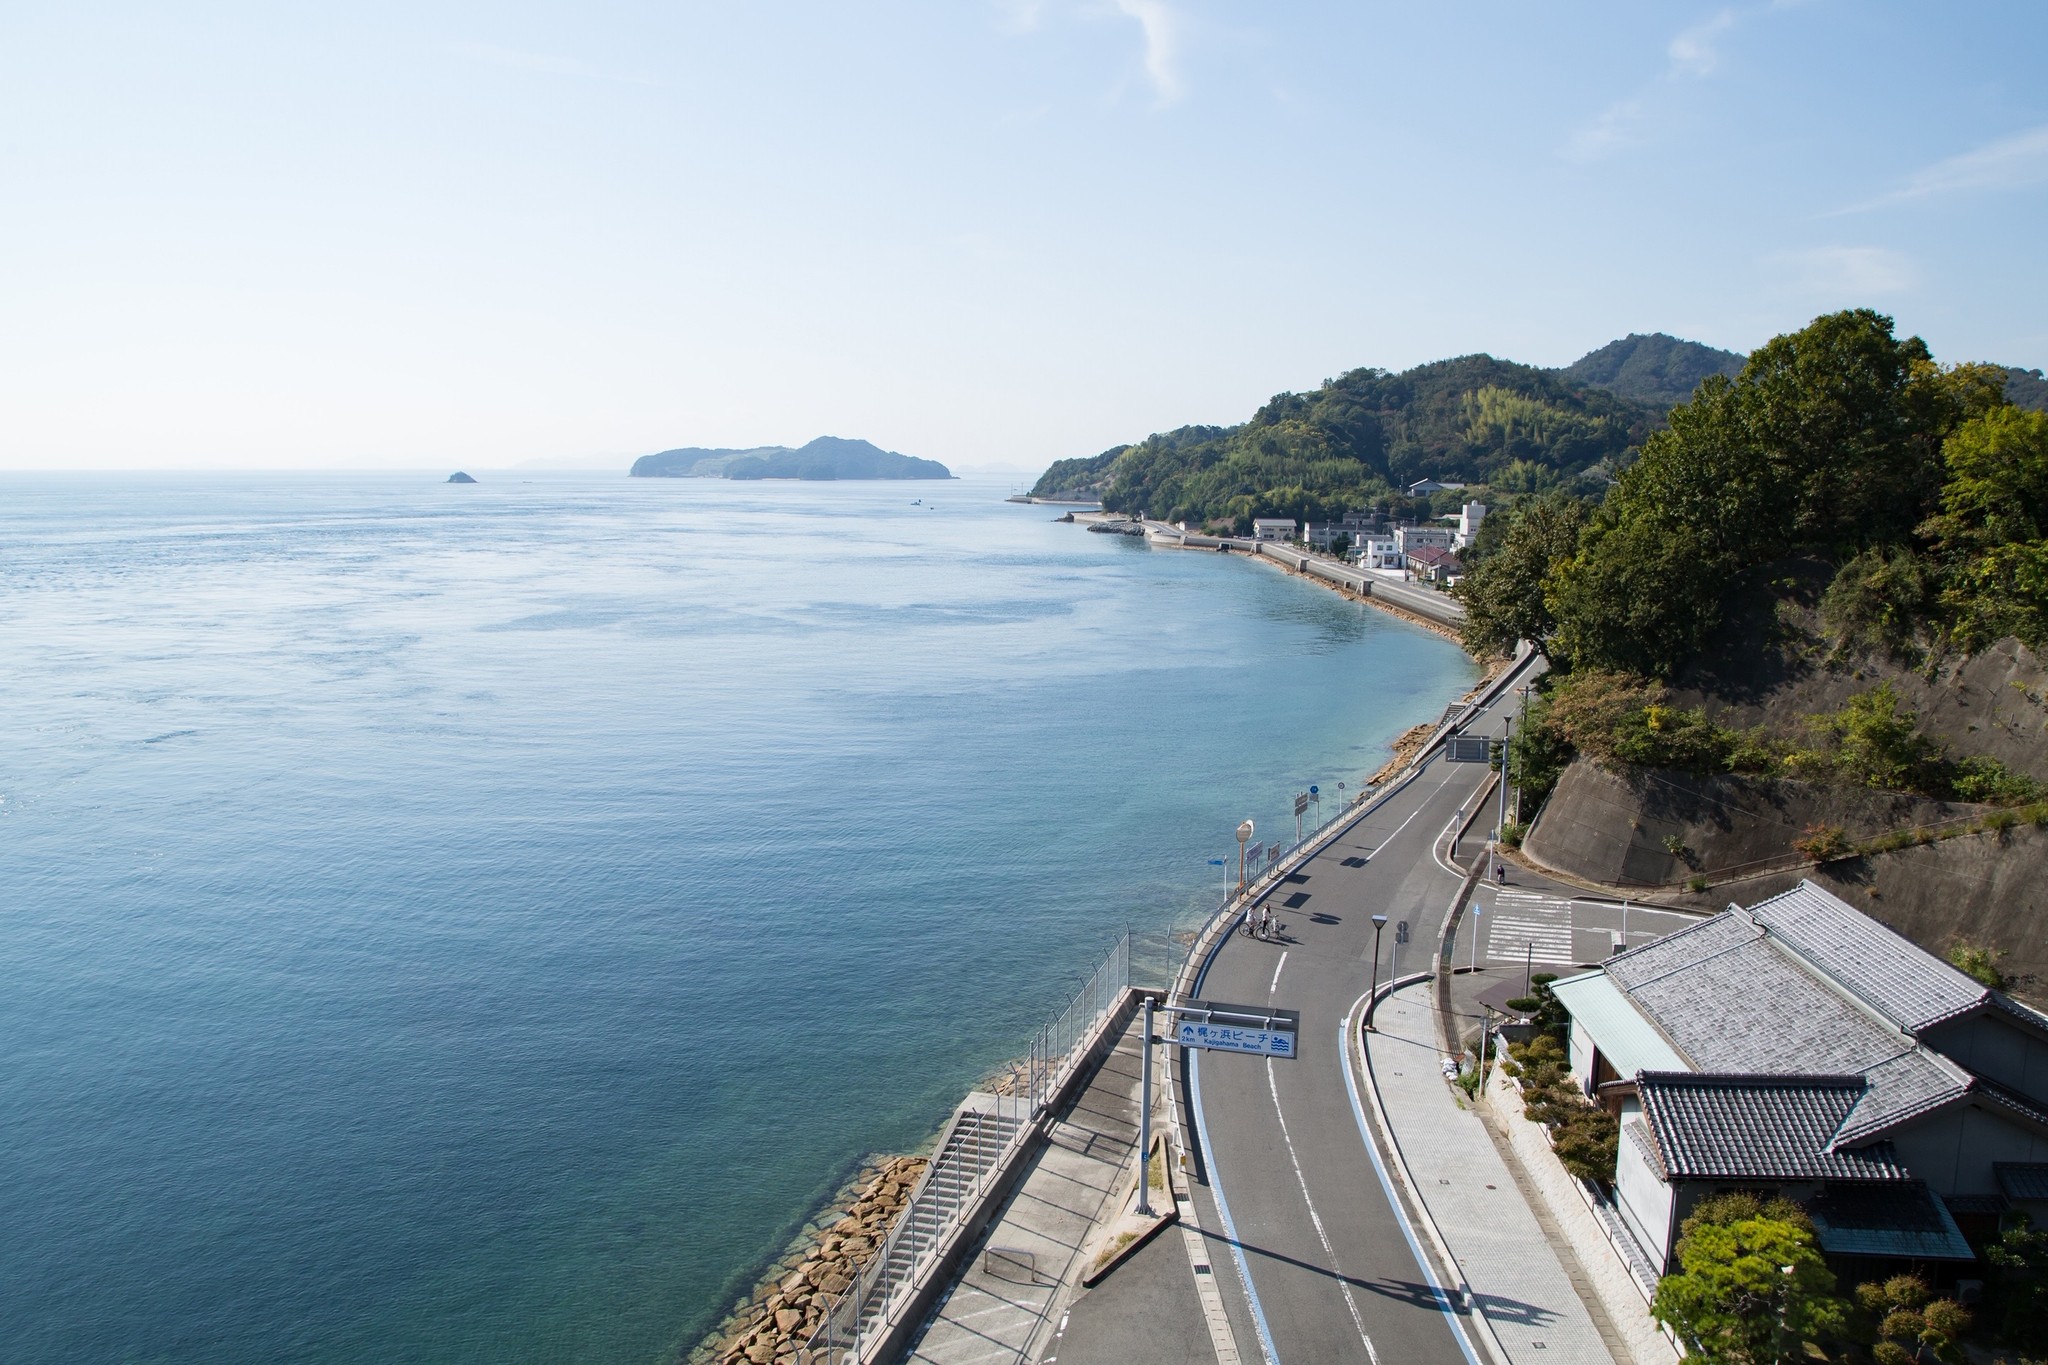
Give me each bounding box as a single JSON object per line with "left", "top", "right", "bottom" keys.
{"left": 1559, "top": 332, "right": 1746, "bottom": 408}
{"left": 1029, "top": 355, "right": 1661, "bottom": 530}
{"left": 1459, "top": 310, "right": 2017, "bottom": 678}
{"left": 2007, "top": 366, "right": 2048, "bottom": 413}
{"left": 631, "top": 436, "right": 951, "bottom": 480}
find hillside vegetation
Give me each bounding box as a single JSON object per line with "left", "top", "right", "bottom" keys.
{"left": 1029, "top": 356, "right": 1663, "bottom": 529}
{"left": 1558, "top": 333, "right": 1746, "bottom": 407}
{"left": 1459, "top": 310, "right": 2048, "bottom": 909}
{"left": 631, "top": 436, "right": 951, "bottom": 480}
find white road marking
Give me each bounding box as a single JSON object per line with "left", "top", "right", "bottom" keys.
{"left": 1487, "top": 911, "right": 1576, "bottom": 965}
{"left": 1265, "top": 1060, "right": 1382, "bottom": 1365}
{"left": 1270, "top": 951, "right": 1288, "bottom": 994}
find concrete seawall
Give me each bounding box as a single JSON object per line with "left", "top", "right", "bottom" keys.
{"left": 1125, "top": 520, "right": 1466, "bottom": 629}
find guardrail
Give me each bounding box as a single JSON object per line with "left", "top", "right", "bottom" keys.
{"left": 798, "top": 932, "right": 1133, "bottom": 1365}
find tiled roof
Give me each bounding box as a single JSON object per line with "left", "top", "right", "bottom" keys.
{"left": 1996, "top": 1163, "right": 2048, "bottom": 1201}
{"left": 1810, "top": 1183, "right": 1976, "bottom": 1260}
{"left": 1636, "top": 1072, "right": 1911, "bottom": 1181}
{"left": 1749, "top": 881, "right": 1990, "bottom": 1032}
{"left": 1603, "top": 909, "right": 1971, "bottom": 1143}
{"left": 1549, "top": 972, "right": 1690, "bottom": 1076}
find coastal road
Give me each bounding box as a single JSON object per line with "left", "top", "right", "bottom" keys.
{"left": 1183, "top": 665, "right": 1538, "bottom": 1365}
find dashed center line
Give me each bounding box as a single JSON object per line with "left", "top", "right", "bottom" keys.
{"left": 1265, "top": 1060, "right": 1382, "bottom": 1365}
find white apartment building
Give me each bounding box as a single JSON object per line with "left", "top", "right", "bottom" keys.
{"left": 1454, "top": 502, "right": 1488, "bottom": 549}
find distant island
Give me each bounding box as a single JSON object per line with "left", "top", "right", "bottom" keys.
{"left": 629, "top": 436, "right": 952, "bottom": 481}
{"left": 447, "top": 471, "right": 477, "bottom": 483}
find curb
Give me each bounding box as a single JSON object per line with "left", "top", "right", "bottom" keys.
{"left": 1350, "top": 979, "right": 1513, "bottom": 1365}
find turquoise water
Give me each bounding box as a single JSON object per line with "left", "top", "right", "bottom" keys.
{"left": 0, "top": 474, "right": 1475, "bottom": 1364}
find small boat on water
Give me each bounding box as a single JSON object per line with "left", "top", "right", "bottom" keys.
{"left": 912, "top": 498, "right": 922, "bottom": 505}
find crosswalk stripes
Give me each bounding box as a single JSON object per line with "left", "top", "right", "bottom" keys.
{"left": 1487, "top": 912, "right": 1576, "bottom": 965}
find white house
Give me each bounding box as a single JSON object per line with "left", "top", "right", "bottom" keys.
{"left": 1394, "top": 525, "right": 1455, "bottom": 557}
{"left": 1551, "top": 881, "right": 2048, "bottom": 1278}
{"left": 1357, "top": 534, "right": 1402, "bottom": 570}
{"left": 1251, "top": 518, "right": 1297, "bottom": 542}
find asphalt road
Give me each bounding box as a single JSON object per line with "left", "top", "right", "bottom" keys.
{"left": 1182, "top": 673, "right": 1530, "bottom": 1365}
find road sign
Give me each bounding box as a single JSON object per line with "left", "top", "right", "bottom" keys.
{"left": 1293, "top": 792, "right": 1309, "bottom": 817}
{"left": 1396, "top": 919, "right": 1409, "bottom": 944}
{"left": 1170, "top": 1000, "right": 1301, "bottom": 1059}
{"left": 1246, "top": 840, "right": 1265, "bottom": 866}
{"left": 1446, "top": 736, "right": 1495, "bottom": 763}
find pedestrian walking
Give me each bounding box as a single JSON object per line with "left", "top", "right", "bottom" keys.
{"left": 1494, "top": 861, "right": 1507, "bottom": 886}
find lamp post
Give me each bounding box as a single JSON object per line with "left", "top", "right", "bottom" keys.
{"left": 1137, "top": 994, "right": 1155, "bottom": 1217}
{"left": 1495, "top": 712, "right": 1514, "bottom": 855}
{"left": 1236, "top": 820, "right": 1254, "bottom": 895}
{"left": 1366, "top": 914, "right": 1389, "bottom": 1032}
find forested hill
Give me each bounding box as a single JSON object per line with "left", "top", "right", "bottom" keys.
{"left": 1028, "top": 355, "right": 1662, "bottom": 528}
{"left": 631, "top": 436, "right": 951, "bottom": 480}
{"left": 1558, "top": 333, "right": 1746, "bottom": 407}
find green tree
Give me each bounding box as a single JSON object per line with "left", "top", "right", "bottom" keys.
{"left": 1856, "top": 1274, "right": 1973, "bottom": 1364}
{"left": 1455, "top": 492, "right": 1589, "bottom": 660}
{"left": 1926, "top": 406, "right": 2048, "bottom": 649}
{"left": 1543, "top": 310, "right": 2004, "bottom": 679}
{"left": 1653, "top": 1196, "right": 1847, "bottom": 1364}
{"left": 1988, "top": 1216, "right": 2048, "bottom": 1350}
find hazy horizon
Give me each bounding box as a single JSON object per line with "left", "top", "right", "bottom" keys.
{"left": 4, "top": 1, "right": 2044, "bottom": 472}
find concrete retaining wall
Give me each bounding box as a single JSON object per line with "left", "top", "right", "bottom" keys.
{"left": 1523, "top": 759, "right": 1985, "bottom": 890}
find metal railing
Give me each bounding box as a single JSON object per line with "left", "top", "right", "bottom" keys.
{"left": 798, "top": 932, "right": 1132, "bottom": 1365}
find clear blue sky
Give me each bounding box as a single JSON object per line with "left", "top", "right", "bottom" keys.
{"left": 3, "top": 2, "right": 2044, "bottom": 471}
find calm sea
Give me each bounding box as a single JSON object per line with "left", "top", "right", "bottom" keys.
{"left": 0, "top": 473, "right": 1475, "bottom": 1364}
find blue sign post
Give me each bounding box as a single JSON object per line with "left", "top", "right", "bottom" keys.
{"left": 1168, "top": 1000, "right": 1301, "bottom": 1060}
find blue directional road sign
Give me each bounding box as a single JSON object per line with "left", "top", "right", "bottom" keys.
{"left": 1169, "top": 1000, "right": 1301, "bottom": 1060}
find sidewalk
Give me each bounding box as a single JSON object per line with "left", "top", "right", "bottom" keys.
{"left": 904, "top": 1012, "right": 1146, "bottom": 1365}
{"left": 1364, "top": 982, "right": 1624, "bottom": 1364}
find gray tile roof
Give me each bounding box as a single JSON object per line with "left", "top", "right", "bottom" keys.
{"left": 1810, "top": 1182, "right": 1977, "bottom": 1260}
{"left": 1603, "top": 905, "right": 1972, "bottom": 1144}
{"left": 1749, "top": 881, "right": 1990, "bottom": 1032}
{"left": 1637, "top": 1072, "right": 1911, "bottom": 1180}
{"left": 1996, "top": 1163, "right": 2048, "bottom": 1201}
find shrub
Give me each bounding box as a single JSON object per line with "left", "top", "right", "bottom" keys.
{"left": 1856, "top": 1275, "right": 1971, "bottom": 1365}
{"left": 1504, "top": 1035, "right": 1617, "bottom": 1181}
{"left": 1686, "top": 875, "right": 1712, "bottom": 893}
{"left": 1950, "top": 941, "right": 2009, "bottom": 990}
{"left": 1794, "top": 824, "right": 1854, "bottom": 863}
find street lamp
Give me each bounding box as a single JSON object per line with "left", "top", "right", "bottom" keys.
{"left": 1366, "top": 914, "right": 1389, "bottom": 1032}
{"left": 1236, "top": 819, "right": 1254, "bottom": 894}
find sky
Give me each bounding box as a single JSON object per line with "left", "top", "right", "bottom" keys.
{"left": 2, "top": 2, "right": 2045, "bottom": 473}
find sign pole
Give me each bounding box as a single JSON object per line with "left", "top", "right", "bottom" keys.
{"left": 1137, "top": 995, "right": 1154, "bottom": 1217}
{"left": 1470, "top": 903, "right": 1482, "bottom": 973}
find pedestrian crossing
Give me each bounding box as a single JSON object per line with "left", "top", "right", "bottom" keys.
{"left": 1486, "top": 912, "right": 1576, "bottom": 966}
